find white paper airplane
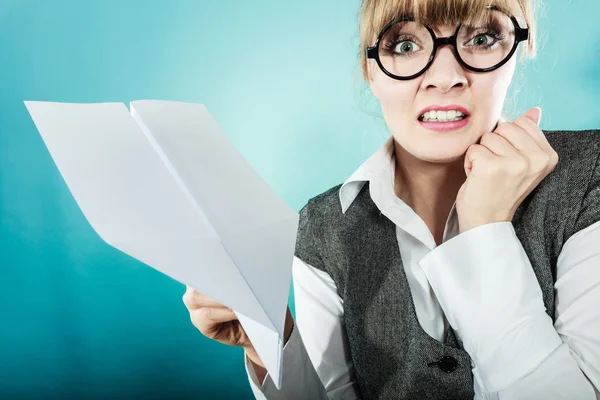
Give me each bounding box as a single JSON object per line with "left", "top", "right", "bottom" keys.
{"left": 24, "top": 99, "right": 299, "bottom": 389}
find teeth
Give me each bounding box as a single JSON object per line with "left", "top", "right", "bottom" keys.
{"left": 421, "top": 110, "right": 466, "bottom": 122}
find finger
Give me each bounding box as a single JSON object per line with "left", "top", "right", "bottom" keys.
{"left": 192, "top": 291, "right": 223, "bottom": 308}
{"left": 495, "top": 121, "right": 557, "bottom": 174}
{"left": 182, "top": 287, "right": 222, "bottom": 309}
{"left": 464, "top": 144, "right": 495, "bottom": 174}
{"left": 478, "top": 132, "right": 521, "bottom": 157}
{"left": 192, "top": 307, "right": 238, "bottom": 331}
{"left": 182, "top": 285, "right": 196, "bottom": 308}
{"left": 512, "top": 117, "right": 557, "bottom": 169}
{"left": 200, "top": 306, "right": 238, "bottom": 323}
{"left": 511, "top": 114, "right": 555, "bottom": 157}
{"left": 492, "top": 117, "right": 555, "bottom": 173}
{"left": 522, "top": 107, "right": 542, "bottom": 125}
{"left": 493, "top": 121, "right": 541, "bottom": 154}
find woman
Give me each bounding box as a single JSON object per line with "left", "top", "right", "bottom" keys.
{"left": 183, "top": 0, "right": 600, "bottom": 398}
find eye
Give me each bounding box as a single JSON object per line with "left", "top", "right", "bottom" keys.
{"left": 471, "top": 34, "right": 492, "bottom": 46}
{"left": 382, "top": 35, "right": 423, "bottom": 57}
{"left": 464, "top": 31, "right": 503, "bottom": 49}
{"left": 395, "top": 40, "right": 422, "bottom": 55}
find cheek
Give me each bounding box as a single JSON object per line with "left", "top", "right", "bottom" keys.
{"left": 371, "top": 70, "right": 418, "bottom": 117}
{"left": 475, "top": 60, "right": 516, "bottom": 110}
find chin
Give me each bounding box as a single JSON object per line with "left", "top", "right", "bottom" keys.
{"left": 410, "top": 142, "right": 470, "bottom": 164}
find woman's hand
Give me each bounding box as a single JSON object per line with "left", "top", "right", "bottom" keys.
{"left": 183, "top": 285, "right": 253, "bottom": 346}
{"left": 182, "top": 285, "right": 295, "bottom": 371}
{"left": 456, "top": 107, "right": 559, "bottom": 233}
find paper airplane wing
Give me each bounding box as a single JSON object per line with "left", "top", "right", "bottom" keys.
{"left": 130, "top": 100, "right": 299, "bottom": 388}
{"left": 24, "top": 101, "right": 275, "bottom": 330}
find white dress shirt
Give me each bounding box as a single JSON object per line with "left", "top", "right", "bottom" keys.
{"left": 244, "top": 136, "right": 600, "bottom": 399}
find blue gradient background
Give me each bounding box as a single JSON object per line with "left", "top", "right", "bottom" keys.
{"left": 0, "top": 0, "right": 598, "bottom": 398}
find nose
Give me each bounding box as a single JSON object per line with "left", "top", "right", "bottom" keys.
{"left": 420, "top": 45, "right": 468, "bottom": 93}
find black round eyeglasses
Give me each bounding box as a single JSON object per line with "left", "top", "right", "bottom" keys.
{"left": 366, "top": 6, "right": 529, "bottom": 80}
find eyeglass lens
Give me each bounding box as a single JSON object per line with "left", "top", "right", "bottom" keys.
{"left": 378, "top": 8, "right": 516, "bottom": 77}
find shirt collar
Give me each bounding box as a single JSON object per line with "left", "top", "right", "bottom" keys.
{"left": 339, "top": 136, "right": 395, "bottom": 214}
{"left": 338, "top": 116, "right": 507, "bottom": 214}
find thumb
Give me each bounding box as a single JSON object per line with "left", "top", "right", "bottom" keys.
{"left": 523, "top": 107, "right": 542, "bottom": 125}
{"left": 464, "top": 155, "right": 472, "bottom": 178}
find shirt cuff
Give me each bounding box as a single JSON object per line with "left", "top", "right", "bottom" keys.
{"left": 419, "top": 221, "right": 563, "bottom": 393}
{"left": 244, "top": 320, "right": 327, "bottom": 399}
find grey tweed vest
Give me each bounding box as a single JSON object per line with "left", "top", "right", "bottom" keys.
{"left": 295, "top": 129, "right": 600, "bottom": 399}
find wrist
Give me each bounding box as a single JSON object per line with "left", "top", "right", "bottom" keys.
{"left": 244, "top": 307, "right": 295, "bottom": 370}
{"left": 284, "top": 307, "right": 294, "bottom": 345}
{"left": 244, "top": 346, "right": 264, "bottom": 367}
{"left": 459, "top": 213, "right": 514, "bottom": 234}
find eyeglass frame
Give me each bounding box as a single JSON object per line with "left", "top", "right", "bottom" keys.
{"left": 366, "top": 5, "right": 529, "bottom": 80}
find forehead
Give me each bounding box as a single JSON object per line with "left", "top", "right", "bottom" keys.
{"left": 370, "top": 0, "right": 523, "bottom": 32}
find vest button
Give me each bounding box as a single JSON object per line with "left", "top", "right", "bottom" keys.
{"left": 438, "top": 356, "right": 458, "bottom": 373}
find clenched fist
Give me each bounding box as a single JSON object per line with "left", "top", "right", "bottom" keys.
{"left": 456, "top": 107, "right": 559, "bottom": 233}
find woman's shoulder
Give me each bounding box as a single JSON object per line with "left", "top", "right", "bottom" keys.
{"left": 299, "top": 183, "right": 344, "bottom": 220}
{"left": 531, "top": 128, "right": 600, "bottom": 242}
{"left": 544, "top": 128, "right": 600, "bottom": 157}
{"left": 295, "top": 183, "right": 346, "bottom": 272}
{"left": 542, "top": 128, "right": 600, "bottom": 184}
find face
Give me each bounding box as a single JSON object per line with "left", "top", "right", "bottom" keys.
{"left": 368, "top": 22, "right": 517, "bottom": 164}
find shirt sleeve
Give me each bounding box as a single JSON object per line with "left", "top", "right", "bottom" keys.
{"left": 244, "top": 256, "right": 361, "bottom": 400}
{"left": 418, "top": 220, "right": 600, "bottom": 399}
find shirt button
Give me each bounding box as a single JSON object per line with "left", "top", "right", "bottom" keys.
{"left": 438, "top": 356, "right": 458, "bottom": 373}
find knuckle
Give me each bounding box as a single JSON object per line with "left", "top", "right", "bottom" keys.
{"left": 509, "top": 159, "right": 528, "bottom": 175}
{"left": 189, "top": 310, "right": 200, "bottom": 327}
{"left": 496, "top": 122, "right": 511, "bottom": 132}
{"left": 514, "top": 115, "right": 529, "bottom": 125}
{"left": 480, "top": 132, "right": 496, "bottom": 142}
{"left": 489, "top": 162, "right": 504, "bottom": 176}
{"left": 195, "top": 291, "right": 211, "bottom": 304}
{"left": 189, "top": 310, "right": 199, "bottom": 326}
{"left": 190, "top": 309, "right": 210, "bottom": 329}
{"left": 199, "top": 307, "right": 211, "bottom": 319}
{"left": 530, "top": 154, "right": 549, "bottom": 172}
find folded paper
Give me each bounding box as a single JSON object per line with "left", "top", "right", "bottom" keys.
{"left": 24, "top": 100, "right": 299, "bottom": 389}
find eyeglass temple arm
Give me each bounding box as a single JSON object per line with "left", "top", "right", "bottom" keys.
{"left": 366, "top": 46, "right": 377, "bottom": 59}
{"left": 516, "top": 26, "right": 529, "bottom": 42}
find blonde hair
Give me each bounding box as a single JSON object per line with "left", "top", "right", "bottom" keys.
{"left": 358, "top": 0, "right": 539, "bottom": 81}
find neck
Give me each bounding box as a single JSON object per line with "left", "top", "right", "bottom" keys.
{"left": 392, "top": 140, "right": 466, "bottom": 241}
